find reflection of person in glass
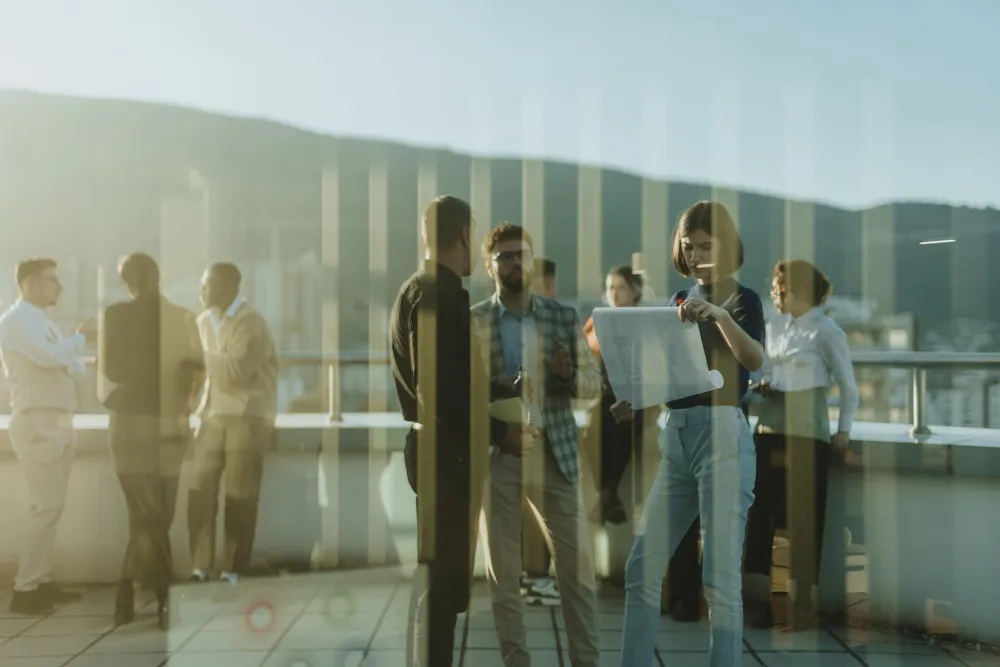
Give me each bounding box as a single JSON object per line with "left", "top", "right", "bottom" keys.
{"left": 187, "top": 263, "right": 279, "bottom": 587}
{"left": 100, "top": 253, "right": 202, "bottom": 627}
{"left": 583, "top": 265, "right": 652, "bottom": 526}
{"left": 473, "top": 223, "right": 604, "bottom": 667}
{"left": 612, "top": 201, "right": 764, "bottom": 667}
{"left": 533, "top": 258, "right": 558, "bottom": 299}
{"left": 389, "top": 197, "right": 521, "bottom": 667}
{"left": 743, "top": 260, "right": 859, "bottom": 630}
{"left": 0, "top": 258, "right": 88, "bottom": 616}
{"left": 521, "top": 257, "right": 559, "bottom": 605}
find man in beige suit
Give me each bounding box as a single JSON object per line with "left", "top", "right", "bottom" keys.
{"left": 187, "top": 262, "right": 278, "bottom": 585}
{"left": 0, "top": 258, "right": 88, "bottom": 615}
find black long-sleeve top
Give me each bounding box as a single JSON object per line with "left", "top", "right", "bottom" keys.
{"left": 99, "top": 294, "right": 203, "bottom": 419}
{"left": 390, "top": 262, "right": 508, "bottom": 451}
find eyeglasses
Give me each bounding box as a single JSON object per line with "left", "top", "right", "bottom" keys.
{"left": 492, "top": 250, "right": 530, "bottom": 264}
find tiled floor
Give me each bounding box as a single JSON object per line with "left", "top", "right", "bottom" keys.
{"left": 0, "top": 571, "right": 997, "bottom": 667}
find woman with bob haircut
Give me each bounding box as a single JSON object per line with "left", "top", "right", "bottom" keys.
{"left": 743, "top": 259, "right": 859, "bottom": 630}
{"left": 611, "top": 201, "right": 765, "bottom": 667}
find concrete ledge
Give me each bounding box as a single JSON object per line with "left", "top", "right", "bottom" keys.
{"left": 0, "top": 413, "right": 997, "bottom": 644}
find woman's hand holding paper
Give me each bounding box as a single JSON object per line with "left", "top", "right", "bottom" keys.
{"left": 678, "top": 297, "right": 727, "bottom": 323}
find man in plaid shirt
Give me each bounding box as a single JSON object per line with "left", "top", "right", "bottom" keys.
{"left": 472, "top": 223, "right": 603, "bottom": 667}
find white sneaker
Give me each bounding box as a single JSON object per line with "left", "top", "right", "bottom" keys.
{"left": 526, "top": 578, "right": 560, "bottom": 606}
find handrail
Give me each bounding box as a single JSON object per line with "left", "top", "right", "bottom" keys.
{"left": 849, "top": 351, "right": 1000, "bottom": 369}
{"left": 64, "top": 350, "right": 1000, "bottom": 435}
{"left": 75, "top": 349, "right": 1000, "bottom": 368}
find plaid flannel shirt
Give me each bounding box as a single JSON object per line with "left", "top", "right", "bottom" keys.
{"left": 471, "top": 293, "right": 602, "bottom": 483}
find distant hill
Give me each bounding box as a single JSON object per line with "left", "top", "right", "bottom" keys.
{"left": 1, "top": 89, "right": 998, "bottom": 350}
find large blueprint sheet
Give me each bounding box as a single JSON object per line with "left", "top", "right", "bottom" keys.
{"left": 592, "top": 307, "right": 724, "bottom": 409}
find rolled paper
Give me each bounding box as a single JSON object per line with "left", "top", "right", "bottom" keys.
{"left": 490, "top": 397, "right": 529, "bottom": 424}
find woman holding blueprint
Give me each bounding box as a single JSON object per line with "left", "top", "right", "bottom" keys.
{"left": 609, "top": 201, "right": 765, "bottom": 667}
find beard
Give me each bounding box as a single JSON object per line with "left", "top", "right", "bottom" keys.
{"left": 500, "top": 270, "right": 529, "bottom": 293}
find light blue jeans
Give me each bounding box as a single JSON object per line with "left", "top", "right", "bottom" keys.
{"left": 619, "top": 405, "right": 756, "bottom": 667}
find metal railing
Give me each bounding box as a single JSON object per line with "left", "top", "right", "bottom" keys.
{"left": 850, "top": 352, "right": 1000, "bottom": 436}
{"left": 76, "top": 350, "right": 1000, "bottom": 435}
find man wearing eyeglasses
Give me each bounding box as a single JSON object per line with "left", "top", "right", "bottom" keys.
{"left": 472, "top": 224, "right": 603, "bottom": 667}
{"left": 0, "top": 258, "right": 90, "bottom": 615}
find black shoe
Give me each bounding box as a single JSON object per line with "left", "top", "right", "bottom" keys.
{"left": 745, "top": 600, "right": 774, "bottom": 628}
{"left": 9, "top": 589, "right": 54, "bottom": 616}
{"left": 790, "top": 602, "right": 819, "bottom": 632}
{"left": 670, "top": 600, "right": 700, "bottom": 623}
{"left": 157, "top": 600, "right": 172, "bottom": 629}
{"left": 113, "top": 581, "right": 135, "bottom": 627}
{"left": 38, "top": 583, "right": 82, "bottom": 604}
{"left": 601, "top": 492, "right": 629, "bottom": 525}
{"left": 156, "top": 588, "right": 174, "bottom": 630}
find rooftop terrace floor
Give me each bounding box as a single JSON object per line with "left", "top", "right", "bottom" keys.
{"left": 0, "top": 571, "right": 996, "bottom": 667}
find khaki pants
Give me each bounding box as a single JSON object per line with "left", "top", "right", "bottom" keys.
{"left": 187, "top": 416, "right": 274, "bottom": 575}
{"left": 484, "top": 444, "right": 599, "bottom": 667}
{"left": 8, "top": 410, "right": 74, "bottom": 593}
{"left": 520, "top": 501, "right": 552, "bottom": 577}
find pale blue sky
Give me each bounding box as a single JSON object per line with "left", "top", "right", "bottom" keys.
{"left": 1, "top": 0, "right": 997, "bottom": 208}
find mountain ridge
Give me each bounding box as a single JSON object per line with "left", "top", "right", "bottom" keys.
{"left": 3, "top": 88, "right": 990, "bottom": 214}
{"left": 1, "top": 89, "right": 997, "bottom": 348}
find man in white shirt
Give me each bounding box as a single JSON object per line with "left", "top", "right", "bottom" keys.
{"left": 187, "top": 262, "right": 278, "bottom": 587}
{"left": 0, "top": 258, "right": 91, "bottom": 615}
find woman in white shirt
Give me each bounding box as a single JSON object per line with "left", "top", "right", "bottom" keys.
{"left": 744, "top": 259, "right": 859, "bottom": 630}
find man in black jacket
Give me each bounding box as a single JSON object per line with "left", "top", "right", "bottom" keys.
{"left": 99, "top": 253, "right": 203, "bottom": 628}
{"left": 390, "top": 196, "right": 533, "bottom": 667}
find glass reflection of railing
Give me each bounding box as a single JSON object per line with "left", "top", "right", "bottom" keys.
{"left": 6, "top": 351, "right": 1000, "bottom": 435}
{"left": 850, "top": 352, "right": 1000, "bottom": 435}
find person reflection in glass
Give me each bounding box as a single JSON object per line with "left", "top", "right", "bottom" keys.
{"left": 612, "top": 201, "right": 764, "bottom": 667}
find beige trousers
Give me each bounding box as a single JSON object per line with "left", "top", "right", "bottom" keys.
{"left": 9, "top": 410, "right": 75, "bottom": 592}
{"left": 483, "top": 443, "right": 600, "bottom": 667}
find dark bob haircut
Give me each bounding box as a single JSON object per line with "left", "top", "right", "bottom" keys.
{"left": 671, "top": 201, "right": 744, "bottom": 278}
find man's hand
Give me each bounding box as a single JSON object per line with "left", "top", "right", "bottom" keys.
{"left": 76, "top": 318, "right": 97, "bottom": 343}
{"left": 678, "top": 298, "right": 728, "bottom": 324}
{"left": 610, "top": 399, "right": 635, "bottom": 423}
{"left": 496, "top": 423, "right": 540, "bottom": 457}
{"left": 546, "top": 340, "right": 574, "bottom": 380}
{"left": 831, "top": 431, "right": 851, "bottom": 452}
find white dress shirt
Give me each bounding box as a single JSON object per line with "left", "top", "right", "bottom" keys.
{"left": 762, "top": 307, "right": 859, "bottom": 434}
{"left": 208, "top": 295, "right": 245, "bottom": 339}
{"left": 0, "top": 299, "right": 86, "bottom": 413}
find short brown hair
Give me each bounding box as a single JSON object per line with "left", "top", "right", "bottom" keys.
{"left": 15, "top": 258, "right": 57, "bottom": 286}
{"left": 118, "top": 253, "right": 160, "bottom": 295}
{"left": 536, "top": 258, "right": 556, "bottom": 277}
{"left": 421, "top": 195, "right": 473, "bottom": 252}
{"left": 482, "top": 222, "right": 534, "bottom": 268}
{"left": 774, "top": 259, "right": 832, "bottom": 306}
{"left": 671, "top": 201, "right": 744, "bottom": 278}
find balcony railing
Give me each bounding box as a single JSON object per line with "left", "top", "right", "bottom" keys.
{"left": 72, "top": 350, "right": 1000, "bottom": 436}
{"left": 850, "top": 351, "right": 1000, "bottom": 435}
